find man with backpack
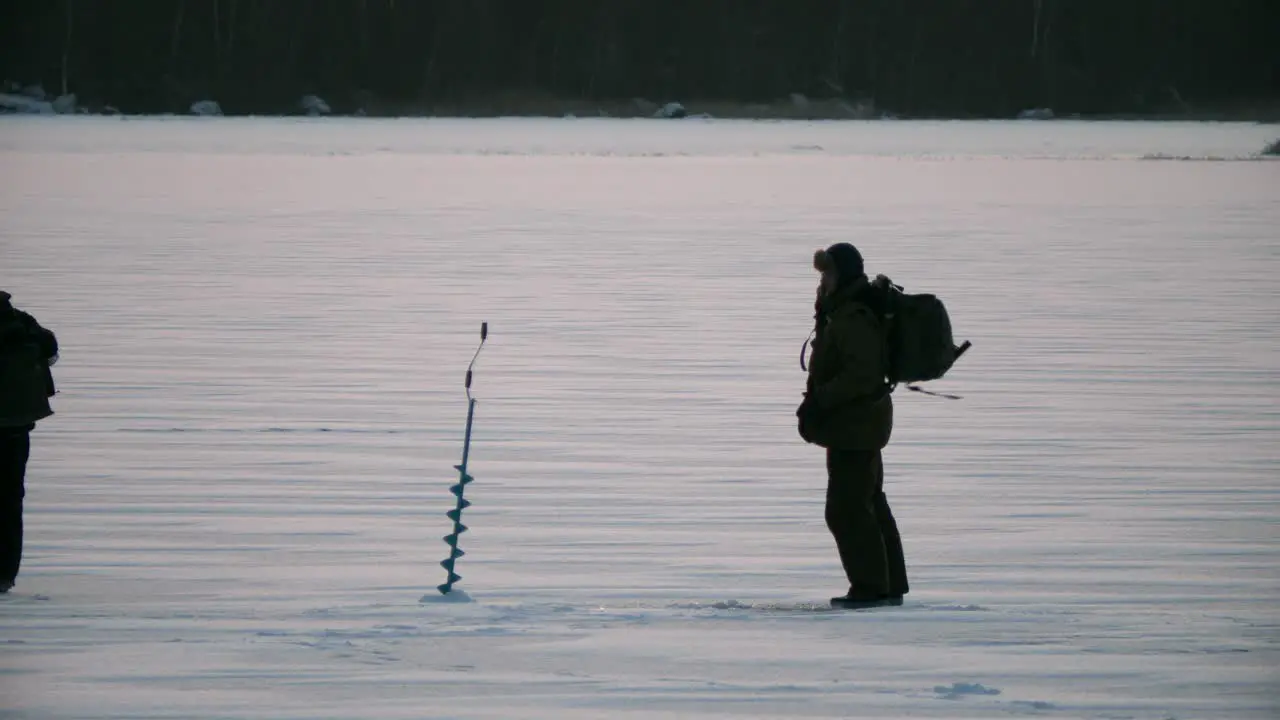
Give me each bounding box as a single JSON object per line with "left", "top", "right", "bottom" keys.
{"left": 0, "top": 291, "right": 59, "bottom": 594}
{"left": 797, "top": 243, "right": 908, "bottom": 608}
{"left": 798, "top": 243, "right": 969, "bottom": 608}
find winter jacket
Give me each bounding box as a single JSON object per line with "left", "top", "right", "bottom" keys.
{"left": 799, "top": 282, "right": 893, "bottom": 451}
{"left": 0, "top": 301, "right": 57, "bottom": 430}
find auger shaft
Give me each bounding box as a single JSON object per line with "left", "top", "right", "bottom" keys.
{"left": 439, "top": 322, "right": 487, "bottom": 595}
{"left": 438, "top": 397, "right": 475, "bottom": 594}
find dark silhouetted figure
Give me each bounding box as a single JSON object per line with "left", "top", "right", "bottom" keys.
{"left": 798, "top": 245, "right": 908, "bottom": 608}
{"left": 0, "top": 291, "right": 58, "bottom": 593}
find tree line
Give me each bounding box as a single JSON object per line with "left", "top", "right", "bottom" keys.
{"left": 2, "top": 0, "right": 1276, "bottom": 117}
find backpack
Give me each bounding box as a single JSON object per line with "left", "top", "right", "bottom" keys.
{"left": 872, "top": 275, "right": 971, "bottom": 397}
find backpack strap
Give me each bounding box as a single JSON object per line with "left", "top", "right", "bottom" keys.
{"left": 851, "top": 289, "right": 897, "bottom": 395}
{"left": 799, "top": 328, "right": 815, "bottom": 371}
{"left": 907, "top": 385, "right": 963, "bottom": 400}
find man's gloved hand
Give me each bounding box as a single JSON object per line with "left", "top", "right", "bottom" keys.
{"left": 796, "top": 391, "right": 823, "bottom": 419}
{"left": 796, "top": 392, "right": 826, "bottom": 445}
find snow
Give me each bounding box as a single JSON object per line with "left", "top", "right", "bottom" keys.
{"left": 190, "top": 99, "right": 223, "bottom": 116}
{"left": 935, "top": 682, "right": 1002, "bottom": 699}
{"left": 1, "top": 117, "right": 1277, "bottom": 719}
{"left": 421, "top": 588, "right": 474, "bottom": 603}
{"left": 1019, "top": 108, "right": 1055, "bottom": 120}
{"left": 52, "top": 93, "right": 77, "bottom": 114}
{"left": 300, "top": 94, "right": 331, "bottom": 116}
{"left": 655, "top": 101, "right": 687, "bottom": 118}
{"left": 1, "top": 115, "right": 1275, "bottom": 161}
{"left": 0, "top": 92, "right": 54, "bottom": 114}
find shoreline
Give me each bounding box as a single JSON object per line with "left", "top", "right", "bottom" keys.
{"left": 4, "top": 91, "right": 1279, "bottom": 124}
{"left": 3, "top": 111, "right": 1278, "bottom": 125}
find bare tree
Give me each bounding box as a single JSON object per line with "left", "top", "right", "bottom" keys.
{"left": 61, "top": 0, "right": 73, "bottom": 96}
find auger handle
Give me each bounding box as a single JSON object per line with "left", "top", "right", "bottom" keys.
{"left": 466, "top": 322, "right": 488, "bottom": 394}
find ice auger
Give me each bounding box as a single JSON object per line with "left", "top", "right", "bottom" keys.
{"left": 438, "top": 322, "right": 487, "bottom": 595}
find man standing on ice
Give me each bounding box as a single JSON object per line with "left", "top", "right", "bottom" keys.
{"left": 797, "top": 244, "right": 909, "bottom": 608}
{"left": 0, "top": 291, "right": 58, "bottom": 594}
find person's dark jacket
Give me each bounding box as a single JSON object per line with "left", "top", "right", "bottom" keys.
{"left": 0, "top": 293, "right": 58, "bottom": 430}
{"left": 799, "top": 279, "right": 893, "bottom": 450}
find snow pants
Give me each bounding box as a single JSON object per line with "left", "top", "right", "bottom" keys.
{"left": 824, "top": 448, "right": 909, "bottom": 597}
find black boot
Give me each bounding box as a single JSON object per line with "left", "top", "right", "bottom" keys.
{"left": 830, "top": 587, "right": 903, "bottom": 609}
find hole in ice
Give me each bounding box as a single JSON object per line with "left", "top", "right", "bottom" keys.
{"left": 420, "top": 588, "right": 473, "bottom": 604}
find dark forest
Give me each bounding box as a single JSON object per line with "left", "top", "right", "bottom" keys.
{"left": 2, "top": 0, "right": 1277, "bottom": 118}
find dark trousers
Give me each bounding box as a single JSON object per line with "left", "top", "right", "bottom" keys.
{"left": 0, "top": 429, "right": 30, "bottom": 585}
{"left": 825, "top": 448, "right": 909, "bottom": 597}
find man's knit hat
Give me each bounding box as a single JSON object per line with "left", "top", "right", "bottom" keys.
{"left": 812, "top": 243, "right": 864, "bottom": 280}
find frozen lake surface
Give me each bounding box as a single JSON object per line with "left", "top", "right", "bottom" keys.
{"left": 2, "top": 117, "right": 1278, "bottom": 719}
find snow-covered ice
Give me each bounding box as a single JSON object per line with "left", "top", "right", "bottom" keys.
{"left": 0, "top": 116, "right": 1277, "bottom": 719}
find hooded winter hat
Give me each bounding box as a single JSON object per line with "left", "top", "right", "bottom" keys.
{"left": 812, "top": 243, "right": 865, "bottom": 282}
